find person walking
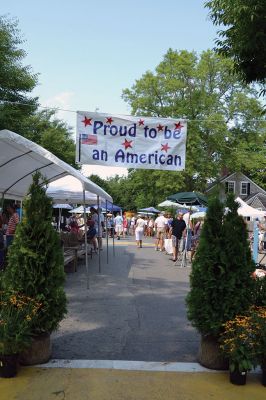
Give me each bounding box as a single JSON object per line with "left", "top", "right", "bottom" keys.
{"left": 135, "top": 215, "right": 146, "bottom": 248}
{"left": 154, "top": 212, "right": 168, "bottom": 251}
{"left": 114, "top": 213, "right": 123, "bottom": 240}
{"left": 169, "top": 212, "right": 186, "bottom": 262}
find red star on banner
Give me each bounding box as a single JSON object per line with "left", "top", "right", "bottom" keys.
{"left": 82, "top": 116, "right": 92, "bottom": 127}
{"left": 138, "top": 119, "right": 145, "bottom": 126}
{"left": 106, "top": 117, "right": 113, "bottom": 124}
{"left": 174, "top": 121, "right": 184, "bottom": 130}
{"left": 122, "top": 139, "right": 133, "bottom": 150}
{"left": 157, "top": 124, "right": 164, "bottom": 132}
{"left": 161, "top": 143, "right": 171, "bottom": 152}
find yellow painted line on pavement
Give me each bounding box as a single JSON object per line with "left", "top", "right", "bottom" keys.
{"left": 1, "top": 367, "right": 264, "bottom": 400}
{"left": 114, "top": 241, "right": 155, "bottom": 247}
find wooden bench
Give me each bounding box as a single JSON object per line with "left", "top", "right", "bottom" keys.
{"left": 63, "top": 248, "right": 78, "bottom": 273}
{"left": 61, "top": 232, "right": 93, "bottom": 273}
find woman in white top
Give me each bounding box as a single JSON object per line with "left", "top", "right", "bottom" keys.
{"left": 135, "top": 216, "right": 146, "bottom": 248}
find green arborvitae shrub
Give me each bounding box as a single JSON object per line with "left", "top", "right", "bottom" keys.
{"left": 186, "top": 194, "right": 255, "bottom": 337}
{"left": 3, "top": 172, "right": 67, "bottom": 334}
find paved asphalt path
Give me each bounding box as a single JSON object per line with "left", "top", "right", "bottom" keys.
{"left": 52, "top": 236, "right": 200, "bottom": 362}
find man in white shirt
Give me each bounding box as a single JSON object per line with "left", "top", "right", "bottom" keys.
{"left": 114, "top": 214, "right": 123, "bottom": 240}
{"left": 154, "top": 212, "right": 168, "bottom": 251}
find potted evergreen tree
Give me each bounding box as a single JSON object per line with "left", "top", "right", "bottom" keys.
{"left": 186, "top": 195, "right": 255, "bottom": 369}
{"left": 3, "top": 172, "right": 67, "bottom": 364}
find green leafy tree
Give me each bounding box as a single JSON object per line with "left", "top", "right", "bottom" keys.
{"left": 122, "top": 49, "right": 266, "bottom": 191}
{"left": 0, "top": 16, "right": 38, "bottom": 132}
{"left": 205, "top": 0, "right": 266, "bottom": 87}
{"left": 0, "top": 16, "right": 78, "bottom": 168}
{"left": 3, "top": 172, "right": 67, "bottom": 334}
{"left": 187, "top": 195, "right": 255, "bottom": 337}
{"left": 23, "top": 110, "right": 78, "bottom": 168}
{"left": 88, "top": 174, "right": 111, "bottom": 195}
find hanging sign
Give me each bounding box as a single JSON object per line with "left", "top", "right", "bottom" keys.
{"left": 76, "top": 111, "right": 187, "bottom": 171}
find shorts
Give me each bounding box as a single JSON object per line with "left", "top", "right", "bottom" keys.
{"left": 135, "top": 229, "right": 144, "bottom": 241}
{"left": 156, "top": 228, "right": 165, "bottom": 239}
{"left": 116, "top": 224, "right": 123, "bottom": 234}
{"left": 172, "top": 235, "right": 181, "bottom": 248}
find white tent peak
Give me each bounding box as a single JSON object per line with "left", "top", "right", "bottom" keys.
{"left": 235, "top": 197, "right": 266, "bottom": 219}
{"left": 0, "top": 129, "right": 112, "bottom": 202}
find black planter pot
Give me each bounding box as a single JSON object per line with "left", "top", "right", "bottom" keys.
{"left": 0, "top": 354, "right": 19, "bottom": 378}
{"left": 262, "top": 368, "right": 266, "bottom": 387}
{"left": 229, "top": 370, "right": 247, "bottom": 385}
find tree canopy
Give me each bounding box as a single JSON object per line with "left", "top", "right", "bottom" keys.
{"left": 96, "top": 49, "right": 265, "bottom": 210}
{"left": 205, "top": 0, "right": 266, "bottom": 87}
{"left": 0, "top": 16, "right": 77, "bottom": 167}
{"left": 122, "top": 49, "right": 266, "bottom": 193}
{"left": 0, "top": 16, "right": 38, "bottom": 132}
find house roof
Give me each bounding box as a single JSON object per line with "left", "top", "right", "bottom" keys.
{"left": 244, "top": 192, "right": 266, "bottom": 208}
{"left": 206, "top": 172, "right": 266, "bottom": 196}
{"left": 206, "top": 172, "right": 237, "bottom": 192}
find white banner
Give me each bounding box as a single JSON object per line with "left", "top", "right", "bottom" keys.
{"left": 76, "top": 112, "right": 187, "bottom": 171}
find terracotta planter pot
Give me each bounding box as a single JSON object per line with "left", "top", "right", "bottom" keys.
{"left": 19, "top": 333, "right": 51, "bottom": 366}
{"left": 0, "top": 354, "right": 19, "bottom": 378}
{"left": 198, "top": 334, "right": 229, "bottom": 370}
{"left": 230, "top": 370, "right": 247, "bottom": 385}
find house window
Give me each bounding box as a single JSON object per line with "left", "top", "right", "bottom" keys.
{"left": 240, "top": 182, "right": 250, "bottom": 196}
{"left": 225, "top": 181, "right": 235, "bottom": 193}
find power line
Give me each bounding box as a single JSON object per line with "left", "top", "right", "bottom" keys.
{"left": 0, "top": 99, "right": 265, "bottom": 122}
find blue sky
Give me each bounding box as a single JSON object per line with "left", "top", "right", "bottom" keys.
{"left": 2, "top": 0, "right": 218, "bottom": 177}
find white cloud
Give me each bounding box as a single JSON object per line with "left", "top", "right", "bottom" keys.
{"left": 82, "top": 165, "right": 128, "bottom": 180}
{"left": 42, "top": 91, "right": 76, "bottom": 127}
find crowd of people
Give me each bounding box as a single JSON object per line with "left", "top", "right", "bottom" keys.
{"left": 98, "top": 211, "right": 203, "bottom": 262}
{"left": 130, "top": 211, "right": 204, "bottom": 262}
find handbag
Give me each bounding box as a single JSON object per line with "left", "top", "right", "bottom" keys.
{"left": 164, "top": 238, "right": 173, "bottom": 254}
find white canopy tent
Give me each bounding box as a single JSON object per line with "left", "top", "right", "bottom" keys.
{"left": 0, "top": 129, "right": 113, "bottom": 288}
{"left": 0, "top": 130, "right": 112, "bottom": 202}
{"left": 236, "top": 197, "right": 266, "bottom": 219}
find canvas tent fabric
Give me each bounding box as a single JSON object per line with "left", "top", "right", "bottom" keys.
{"left": 0, "top": 130, "right": 112, "bottom": 202}
{"left": 53, "top": 204, "right": 72, "bottom": 210}
{"left": 236, "top": 197, "right": 266, "bottom": 219}
{"left": 167, "top": 191, "right": 208, "bottom": 206}
{"left": 139, "top": 207, "right": 161, "bottom": 213}
{"left": 46, "top": 186, "right": 99, "bottom": 204}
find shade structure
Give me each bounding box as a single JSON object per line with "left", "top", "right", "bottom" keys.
{"left": 139, "top": 207, "right": 160, "bottom": 213}
{"left": 105, "top": 202, "right": 121, "bottom": 212}
{"left": 191, "top": 211, "right": 206, "bottom": 219}
{"left": 158, "top": 200, "right": 196, "bottom": 209}
{"left": 167, "top": 191, "right": 208, "bottom": 206}
{"left": 236, "top": 197, "right": 266, "bottom": 219}
{"left": 53, "top": 204, "right": 72, "bottom": 210}
{"left": 0, "top": 129, "right": 112, "bottom": 202}
{"left": 158, "top": 200, "right": 184, "bottom": 208}
{"left": 70, "top": 206, "right": 90, "bottom": 214}
{"left": 47, "top": 187, "right": 98, "bottom": 204}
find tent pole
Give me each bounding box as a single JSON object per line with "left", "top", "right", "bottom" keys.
{"left": 0, "top": 194, "right": 4, "bottom": 212}
{"left": 253, "top": 220, "right": 259, "bottom": 264}
{"left": 59, "top": 208, "right": 61, "bottom": 233}
{"left": 97, "top": 195, "right": 101, "bottom": 273}
{"left": 106, "top": 199, "right": 109, "bottom": 264}
{"left": 181, "top": 206, "right": 191, "bottom": 268}
{"left": 83, "top": 189, "right": 89, "bottom": 289}
{"left": 112, "top": 204, "right": 115, "bottom": 256}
